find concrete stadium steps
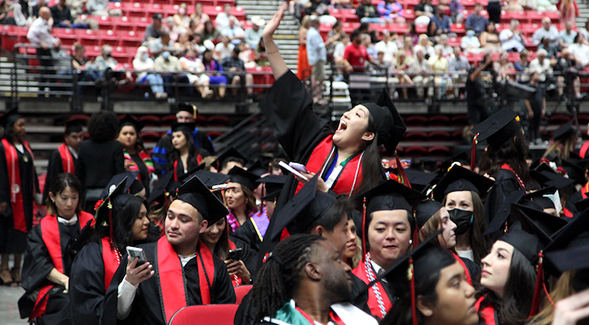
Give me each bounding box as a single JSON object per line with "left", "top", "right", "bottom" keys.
{"left": 0, "top": 56, "right": 38, "bottom": 96}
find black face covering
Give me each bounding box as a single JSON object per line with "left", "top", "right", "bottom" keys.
{"left": 448, "top": 209, "right": 473, "bottom": 236}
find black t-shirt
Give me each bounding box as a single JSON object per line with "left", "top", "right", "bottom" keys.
{"left": 50, "top": 5, "right": 72, "bottom": 25}
{"left": 415, "top": 2, "right": 436, "bottom": 15}
{"left": 527, "top": 83, "right": 545, "bottom": 112}
{"left": 466, "top": 67, "right": 486, "bottom": 106}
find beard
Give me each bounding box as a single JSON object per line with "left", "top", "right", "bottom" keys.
{"left": 324, "top": 272, "right": 354, "bottom": 304}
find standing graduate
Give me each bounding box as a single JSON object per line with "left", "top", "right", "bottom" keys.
{"left": 19, "top": 173, "right": 93, "bottom": 324}
{"left": 43, "top": 118, "right": 85, "bottom": 202}
{"left": 118, "top": 115, "right": 154, "bottom": 196}
{"left": 69, "top": 177, "right": 151, "bottom": 325}
{"left": 167, "top": 122, "right": 204, "bottom": 182}
{"left": 101, "top": 174, "right": 236, "bottom": 325}
{"left": 0, "top": 109, "right": 40, "bottom": 286}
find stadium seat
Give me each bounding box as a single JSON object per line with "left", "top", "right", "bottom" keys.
{"left": 389, "top": 22, "right": 408, "bottom": 34}
{"left": 427, "top": 145, "right": 452, "bottom": 156}
{"left": 138, "top": 115, "right": 161, "bottom": 125}
{"left": 76, "top": 29, "right": 99, "bottom": 46}
{"left": 161, "top": 115, "right": 177, "bottom": 125}
{"left": 120, "top": 30, "right": 144, "bottom": 48}
{"left": 404, "top": 146, "right": 428, "bottom": 157}
{"left": 206, "top": 130, "right": 224, "bottom": 140}
{"left": 403, "top": 9, "right": 415, "bottom": 20}
{"left": 548, "top": 114, "right": 570, "bottom": 125}
{"left": 234, "top": 285, "right": 252, "bottom": 304}
{"left": 207, "top": 115, "right": 230, "bottom": 126}
{"left": 450, "top": 23, "right": 465, "bottom": 35}
{"left": 428, "top": 131, "right": 450, "bottom": 141}
{"left": 404, "top": 131, "right": 428, "bottom": 141}
{"left": 140, "top": 131, "right": 161, "bottom": 142}
{"left": 169, "top": 305, "right": 239, "bottom": 325}
{"left": 95, "top": 30, "right": 120, "bottom": 47}
{"left": 428, "top": 115, "right": 450, "bottom": 125}
{"left": 404, "top": 115, "right": 428, "bottom": 126}
{"left": 450, "top": 114, "right": 468, "bottom": 125}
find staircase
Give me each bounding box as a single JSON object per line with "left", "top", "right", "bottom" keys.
{"left": 577, "top": 0, "right": 589, "bottom": 27}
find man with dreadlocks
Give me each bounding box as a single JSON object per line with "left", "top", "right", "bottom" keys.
{"left": 250, "top": 234, "right": 377, "bottom": 325}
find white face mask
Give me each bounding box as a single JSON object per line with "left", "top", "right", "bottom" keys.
{"left": 142, "top": 53, "right": 149, "bottom": 61}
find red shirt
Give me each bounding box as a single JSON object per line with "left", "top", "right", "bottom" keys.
{"left": 344, "top": 43, "right": 370, "bottom": 72}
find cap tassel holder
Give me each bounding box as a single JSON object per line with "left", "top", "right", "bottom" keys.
{"left": 362, "top": 197, "right": 367, "bottom": 263}
{"left": 504, "top": 220, "right": 509, "bottom": 234}
{"left": 471, "top": 134, "right": 478, "bottom": 171}
{"left": 192, "top": 105, "right": 197, "bottom": 119}
{"left": 409, "top": 257, "right": 418, "bottom": 325}
{"left": 412, "top": 210, "right": 420, "bottom": 246}
{"left": 396, "top": 152, "right": 411, "bottom": 188}
{"left": 107, "top": 199, "right": 114, "bottom": 244}
{"left": 529, "top": 251, "right": 544, "bottom": 317}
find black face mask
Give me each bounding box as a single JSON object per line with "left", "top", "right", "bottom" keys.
{"left": 448, "top": 209, "right": 473, "bottom": 236}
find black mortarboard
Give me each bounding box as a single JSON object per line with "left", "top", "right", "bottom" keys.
{"left": 228, "top": 166, "right": 259, "bottom": 192}
{"left": 247, "top": 160, "right": 267, "bottom": 177}
{"left": 560, "top": 159, "right": 586, "bottom": 185}
{"left": 538, "top": 169, "right": 575, "bottom": 189}
{"left": 176, "top": 174, "right": 229, "bottom": 223}
{"left": 214, "top": 147, "right": 249, "bottom": 169}
{"left": 270, "top": 174, "right": 337, "bottom": 240}
{"left": 171, "top": 122, "right": 196, "bottom": 134}
{"left": 148, "top": 172, "right": 181, "bottom": 204}
{"left": 100, "top": 171, "right": 143, "bottom": 198}
{"left": 471, "top": 108, "right": 521, "bottom": 146}
{"left": 64, "top": 117, "right": 85, "bottom": 134}
{"left": 404, "top": 169, "right": 438, "bottom": 193}
{"left": 177, "top": 102, "right": 197, "bottom": 119}
{"left": 361, "top": 89, "right": 406, "bottom": 153}
{"left": 195, "top": 170, "right": 230, "bottom": 188}
{"left": 552, "top": 120, "right": 576, "bottom": 140}
{"left": 484, "top": 189, "right": 526, "bottom": 236}
{"left": 575, "top": 197, "right": 589, "bottom": 213}
{"left": 363, "top": 180, "right": 428, "bottom": 216}
{"left": 413, "top": 200, "right": 443, "bottom": 230}
{"left": 521, "top": 187, "right": 557, "bottom": 210}
{"left": 95, "top": 177, "right": 129, "bottom": 226}
{"left": 119, "top": 114, "right": 144, "bottom": 133}
{"left": 0, "top": 108, "right": 22, "bottom": 129}
{"left": 432, "top": 166, "right": 494, "bottom": 201}
{"left": 257, "top": 175, "right": 286, "bottom": 201}
{"left": 411, "top": 157, "right": 441, "bottom": 173}
{"left": 440, "top": 152, "right": 470, "bottom": 172}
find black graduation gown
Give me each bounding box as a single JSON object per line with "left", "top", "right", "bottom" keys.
{"left": 461, "top": 256, "right": 481, "bottom": 284}
{"left": 0, "top": 142, "right": 39, "bottom": 253}
{"left": 101, "top": 241, "right": 236, "bottom": 325}
{"left": 75, "top": 139, "right": 125, "bottom": 191}
{"left": 43, "top": 147, "right": 77, "bottom": 202}
{"left": 152, "top": 131, "right": 212, "bottom": 176}
{"left": 129, "top": 152, "right": 150, "bottom": 197}
{"left": 233, "top": 218, "right": 263, "bottom": 254}
{"left": 230, "top": 236, "right": 258, "bottom": 280}
{"left": 484, "top": 169, "right": 522, "bottom": 229}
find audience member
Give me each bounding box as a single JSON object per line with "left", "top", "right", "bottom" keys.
{"left": 343, "top": 29, "right": 380, "bottom": 72}
{"left": 325, "top": 21, "right": 345, "bottom": 60}
{"left": 449, "top": 0, "right": 465, "bottom": 23}
{"left": 202, "top": 49, "right": 227, "bottom": 98}
{"left": 215, "top": 35, "right": 235, "bottom": 61}
{"left": 304, "top": 0, "right": 329, "bottom": 17}
{"left": 402, "top": 35, "right": 415, "bottom": 57}
{"left": 391, "top": 50, "right": 414, "bottom": 99}
{"left": 431, "top": 5, "right": 451, "bottom": 34}
{"left": 222, "top": 18, "right": 245, "bottom": 45}
{"left": 86, "top": 0, "right": 122, "bottom": 17}
{"left": 307, "top": 18, "right": 326, "bottom": 102}
{"left": 465, "top": 3, "right": 488, "bottom": 35}
{"left": 487, "top": 0, "right": 501, "bottom": 23}
{"left": 190, "top": 2, "right": 210, "bottom": 30}
{"left": 532, "top": 17, "right": 559, "bottom": 47}
{"left": 179, "top": 47, "right": 212, "bottom": 98}
{"left": 93, "top": 44, "right": 118, "bottom": 73}
{"left": 405, "top": 22, "right": 419, "bottom": 45}
{"left": 480, "top": 23, "right": 501, "bottom": 53}
{"left": 426, "top": 20, "right": 439, "bottom": 44}
{"left": 461, "top": 29, "right": 482, "bottom": 53}
{"left": 297, "top": 16, "right": 312, "bottom": 80}
{"left": 579, "top": 19, "right": 589, "bottom": 42}
{"left": 174, "top": 32, "right": 191, "bottom": 53}
{"left": 538, "top": 36, "right": 559, "bottom": 59}
{"left": 221, "top": 47, "right": 253, "bottom": 97}
{"left": 50, "top": 0, "right": 87, "bottom": 28}
{"left": 559, "top": 0, "right": 578, "bottom": 27}
{"left": 430, "top": 46, "right": 451, "bottom": 98}
{"left": 493, "top": 51, "right": 514, "bottom": 79}
{"left": 133, "top": 46, "right": 167, "bottom": 99}
{"left": 438, "top": 34, "right": 453, "bottom": 57}
{"left": 414, "top": 0, "right": 435, "bottom": 24}
{"left": 333, "top": 33, "right": 350, "bottom": 76}
{"left": 356, "top": 0, "right": 383, "bottom": 23}
{"left": 253, "top": 38, "right": 269, "bottom": 66}
{"left": 414, "top": 34, "right": 435, "bottom": 58}
{"left": 165, "top": 17, "right": 181, "bottom": 41}
{"left": 466, "top": 54, "right": 493, "bottom": 126}
{"left": 449, "top": 46, "right": 470, "bottom": 96}
{"left": 559, "top": 21, "right": 577, "bottom": 48}
{"left": 409, "top": 47, "right": 433, "bottom": 99}
{"left": 245, "top": 16, "right": 264, "bottom": 49}
{"left": 173, "top": 3, "right": 191, "bottom": 33}
{"left": 567, "top": 33, "right": 589, "bottom": 66}
{"left": 529, "top": 48, "right": 552, "bottom": 82}
{"left": 144, "top": 13, "right": 164, "bottom": 42}
{"left": 524, "top": 72, "right": 546, "bottom": 143}
{"left": 215, "top": 4, "right": 239, "bottom": 31}
{"left": 148, "top": 31, "right": 175, "bottom": 58}
{"left": 27, "top": 6, "right": 60, "bottom": 91}
{"left": 500, "top": 19, "right": 526, "bottom": 52}
{"left": 504, "top": 0, "right": 523, "bottom": 11}
{"left": 0, "top": 0, "right": 26, "bottom": 25}
{"left": 514, "top": 49, "right": 530, "bottom": 82}
{"left": 154, "top": 51, "right": 191, "bottom": 97}
{"left": 375, "top": 30, "right": 398, "bottom": 63}
{"left": 203, "top": 20, "right": 221, "bottom": 42}
{"left": 378, "top": 0, "right": 405, "bottom": 23}
{"left": 363, "top": 34, "right": 376, "bottom": 57}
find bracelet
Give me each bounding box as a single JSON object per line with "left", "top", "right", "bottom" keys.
{"left": 266, "top": 50, "right": 279, "bottom": 55}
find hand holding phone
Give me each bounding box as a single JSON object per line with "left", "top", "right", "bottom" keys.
{"left": 279, "top": 161, "right": 309, "bottom": 181}
{"left": 289, "top": 162, "right": 309, "bottom": 174}
{"left": 125, "top": 247, "right": 154, "bottom": 285}
{"left": 227, "top": 248, "right": 243, "bottom": 261}
{"left": 127, "top": 246, "right": 147, "bottom": 266}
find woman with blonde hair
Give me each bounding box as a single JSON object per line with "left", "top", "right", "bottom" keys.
{"left": 297, "top": 16, "right": 313, "bottom": 80}
{"left": 414, "top": 34, "right": 435, "bottom": 58}
{"left": 391, "top": 50, "right": 414, "bottom": 99}
{"left": 429, "top": 45, "right": 452, "bottom": 98}
{"left": 543, "top": 121, "right": 578, "bottom": 163}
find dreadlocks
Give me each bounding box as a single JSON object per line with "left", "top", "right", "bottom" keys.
{"left": 251, "top": 234, "right": 326, "bottom": 322}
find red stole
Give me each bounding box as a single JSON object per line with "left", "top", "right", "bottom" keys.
{"left": 500, "top": 164, "right": 525, "bottom": 189}
{"left": 101, "top": 237, "right": 121, "bottom": 292}
{"left": 228, "top": 240, "right": 241, "bottom": 287}
{"left": 475, "top": 296, "right": 497, "bottom": 325}
{"left": 296, "top": 135, "right": 364, "bottom": 197}
{"left": 157, "top": 237, "right": 215, "bottom": 324}
{"left": 351, "top": 259, "right": 392, "bottom": 319}
{"left": 30, "top": 212, "right": 93, "bottom": 320}
{"left": 173, "top": 155, "right": 203, "bottom": 181}
{"left": 562, "top": 206, "right": 574, "bottom": 218}
{"left": 1, "top": 138, "right": 34, "bottom": 233}
{"left": 57, "top": 143, "right": 75, "bottom": 174}
{"left": 453, "top": 253, "right": 473, "bottom": 285}
{"left": 580, "top": 141, "right": 589, "bottom": 158}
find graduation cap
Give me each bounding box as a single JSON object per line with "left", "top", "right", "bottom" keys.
{"left": 246, "top": 160, "right": 267, "bottom": 177}
{"left": 257, "top": 175, "right": 287, "bottom": 201}
{"left": 521, "top": 187, "right": 558, "bottom": 211}
{"left": 484, "top": 189, "right": 526, "bottom": 236}
{"left": 413, "top": 200, "right": 443, "bottom": 230}
{"left": 119, "top": 114, "right": 144, "bottom": 133}
{"left": 536, "top": 167, "right": 575, "bottom": 189}
{"left": 440, "top": 152, "right": 470, "bottom": 172}
{"left": 171, "top": 122, "right": 196, "bottom": 134}
{"left": 99, "top": 171, "right": 143, "bottom": 199}
{"left": 361, "top": 89, "right": 406, "bottom": 153}
{"left": 228, "top": 166, "right": 259, "bottom": 192}
{"left": 552, "top": 120, "right": 577, "bottom": 140}
{"left": 560, "top": 159, "right": 586, "bottom": 185}
{"left": 195, "top": 170, "right": 230, "bottom": 189}
{"left": 175, "top": 174, "right": 229, "bottom": 224}
{"left": 270, "top": 174, "right": 336, "bottom": 240}
{"left": 214, "top": 147, "right": 249, "bottom": 170}
{"left": 148, "top": 172, "right": 181, "bottom": 204}
{"left": 404, "top": 169, "right": 438, "bottom": 193}
{"left": 64, "top": 117, "right": 85, "bottom": 134}
{"left": 410, "top": 157, "right": 441, "bottom": 173}
{"left": 471, "top": 108, "right": 521, "bottom": 146}
{"left": 177, "top": 102, "right": 197, "bottom": 119}
{"left": 575, "top": 197, "right": 589, "bottom": 213}
{"left": 431, "top": 165, "right": 494, "bottom": 202}
{"left": 0, "top": 108, "right": 23, "bottom": 130}
{"left": 95, "top": 177, "right": 130, "bottom": 239}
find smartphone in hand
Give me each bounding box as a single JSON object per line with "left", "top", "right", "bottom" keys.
{"left": 126, "top": 246, "right": 148, "bottom": 266}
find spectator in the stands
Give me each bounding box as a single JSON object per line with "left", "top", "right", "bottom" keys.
{"left": 27, "top": 6, "right": 60, "bottom": 91}
{"left": 486, "top": 0, "right": 501, "bottom": 24}
{"left": 461, "top": 29, "right": 481, "bottom": 53}
{"left": 529, "top": 48, "right": 552, "bottom": 82}
{"left": 392, "top": 50, "right": 414, "bottom": 99}
{"left": 174, "top": 3, "right": 191, "bottom": 34}
{"left": 145, "top": 13, "right": 164, "bottom": 42}
{"left": 538, "top": 37, "right": 559, "bottom": 59}
{"left": 222, "top": 18, "right": 245, "bottom": 45}
{"left": 449, "top": 0, "right": 465, "bottom": 23}
{"left": 363, "top": 34, "right": 375, "bottom": 58}
{"left": 325, "top": 20, "right": 345, "bottom": 61}
{"left": 567, "top": 33, "right": 589, "bottom": 66}
{"left": 305, "top": 0, "right": 329, "bottom": 17}
{"left": 465, "top": 3, "right": 488, "bottom": 35}
{"left": 180, "top": 47, "right": 212, "bottom": 98}
{"left": 426, "top": 20, "right": 439, "bottom": 44}
{"left": 133, "top": 46, "right": 167, "bottom": 99}
{"left": 238, "top": 41, "right": 256, "bottom": 68}
{"left": 203, "top": 20, "right": 221, "bottom": 42}
{"left": 493, "top": 50, "right": 514, "bottom": 79}
{"left": 405, "top": 23, "right": 419, "bottom": 46}
{"left": 449, "top": 46, "right": 470, "bottom": 97}
{"left": 429, "top": 45, "right": 451, "bottom": 98}
{"left": 193, "top": 33, "right": 211, "bottom": 55}
{"left": 514, "top": 49, "right": 530, "bottom": 82}
{"left": 532, "top": 17, "right": 559, "bottom": 47}
{"left": 307, "top": 18, "right": 326, "bottom": 102}
{"left": 414, "top": 0, "right": 435, "bottom": 25}
{"left": 409, "top": 47, "right": 433, "bottom": 99}
{"left": 500, "top": 19, "right": 526, "bottom": 52}
{"left": 356, "top": 0, "right": 383, "bottom": 23}
{"left": 438, "top": 34, "right": 453, "bottom": 57}
{"left": 245, "top": 16, "right": 264, "bottom": 49}
{"left": 375, "top": 30, "right": 398, "bottom": 63}
{"left": 524, "top": 72, "right": 545, "bottom": 144}
{"left": 343, "top": 29, "right": 380, "bottom": 72}
{"left": 333, "top": 33, "right": 349, "bottom": 76}
{"left": 221, "top": 47, "right": 253, "bottom": 97}
{"left": 378, "top": 0, "right": 405, "bottom": 23}
{"left": 215, "top": 35, "right": 235, "bottom": 61}
{"left": 253, "top": 38, "right": 269, "bottom": 66}
{"left": 201, "top": 48, "right": 227, "bottom": 98}
{"left": 559, "top": 21, "right": 577, "bottom": 48}
{"left": 579, "top": 19, "right": 589, "bottom": 43}
{"left": 155, "top": 50, "right": 192, "bottom": 97}
{"left": 50, "top": 0, "right": 87, "bottom": 28}
{"left": 559, "top": 0, "right": 579, "bottom": 27}
{"left": 414, "top": 34, "right": 435, "bottom": 58}
{"left": 148, "top": 30, "right": 175, "bottom": 58}
{"left": 0, "top": 0, "right": 25, "bottom": 26}
{"left": 481, "top": 22, "right": 502, "bottom": 53}
{"left": 191, "top": 3, "right": 210, "bottom": 29}
{"left": 504, "top": 0, "right": 523, "bottom": 11}
{"left": 94, "top": 44, "right": 117, "bottom": 72}
{"left": 174, "top": 32, "right": 191, "bottom": 53}
{"left": 216, "top": 3, "right": 239, "bottom": 31}
{"left": 334, "top": 0, "right": 352, "bottom": 8}
{"left": 431, "top": 5, "right": 451, "bottom": 34}
{"left": 86, "top": 0, "right": 122, "bottom": 17}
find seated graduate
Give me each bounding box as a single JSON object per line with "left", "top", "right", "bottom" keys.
{"left": 413, "top": 199, "right": 481, "bottom": 285}
{"left": 476, "top": 204, "right": 568, "bottom": 325}
{"left": 250, "top": 234, "right": 378, "bottom": 325}
{"left": 225, "top": 166, "right": 262, "bottom": 236}
{"left": 352, "top": 180, "right": 428, "bottom": 320}
{"left": 101, "top": 174, "right": 236, "bottom": 325}
{"left": 19, "top": 173, "right": 94, "bottom": 324}
{"left": 380, "top": 229, "right": 480, "bottom": 325}
{"left": 69, "top": 177, "right": 151, "bottom": 325}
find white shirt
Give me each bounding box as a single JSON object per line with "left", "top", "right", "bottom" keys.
{"left": 457, "top": 249, "right": 474, "bottom": 262}
{"left": 215, "top": 13, "right": 239, "bottom": 31}
{"left": 568, "top": 43, "right": 589, "bottom": 66}
{"left": 532, "top": 26, "right": 559, "bottom": 46}
{"left": 374, "top": 40, "right": 398, "bottom": 62}
{"left": 215, "top": 42, "right": 235, "bottom": 61}
{"left": 57, "top": 214, "right": 78, "bottom": 225}
{"left": 500, "top": 29, "right": 525, "bottom": 52}
{"left": 27, "top": 17, "right": 56, "bottom": 46}
{"left": 528, "top": 57, "right": 552, "bottom": 81}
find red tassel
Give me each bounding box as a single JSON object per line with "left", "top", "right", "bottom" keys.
{"left": 396, "top": 152, "right": 411, "bottom": 188}
{"left": 258, "top": 201, "right": 265, "bottom": 217}
{"left": 504, "top": 221, "right": 509, "bottom": 234}
{"left": 409, "top": 257, "right": 418, "bottom": 325}
{"left": 471, "top": 134, "right": 478, "bottom": 171}
{"left": 108, "top": 199, "right": 114, "bottom": 243}
{"left": 412, "top": 209, "right": 420, "bottom": 246}
{"left": 362, "top": 197, "right": 367, "bottom": 263}
{"left": 529, "top": 252, "right": 544, "bottom": 317}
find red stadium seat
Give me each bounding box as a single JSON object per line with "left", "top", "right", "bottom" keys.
{"left": 342, "top": 9, "right": 359, "bottom": 23}
{"left": 428, "top": 131, "right": 450, "bottom": 141}
{"left": 95, "top": 30, "right": 120, "bottom": 46}
{"left": 120, "top": 30, "right": 143, "bottom": 48}
{"left": 402, "top": 9, "right": 415, "bottom": 20}
{"left": 140, "top": 131, "right": 161, "bottom": 142}
{"left": 428, "top": 114, "right": 450, "bottom": 125}
{"left": 450, "top": 23, "right": 465, "bottom": 35}
{"left": 207, "top": 115, "right": 230, "bottom": 126}
{"left": 404, "top": 146, "right": 428, "bottom": 157}
{"left": 448, "top": 36, "right": 460, "bottom": 47}
{"left": 404, "top": 131, "right": 428, "bottom": 141}
{"left": 389, "top": 22, "right": 408, "bottom": 34}
{"left": 206, "top": 130, "right": 224, "bottom": 140}
{"left": 450, "top": 114, "right": 468, "bottom": 125}
{"left": 138, "top": 115, "right": 161, "bottom": 125}
{"left": 404, "top": 115, "right": 428, "bottom": 126}
{"left": 161, "top": 115, "right": 177, "bottom": 125}
{"left": 427, "top": 145, "right": 452, "bottom": 156}
{"left": 234, "top": 285, "right": 252, "bottom": 304}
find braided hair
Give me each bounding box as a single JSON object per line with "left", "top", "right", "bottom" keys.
{"left": 251, "top": 234, "right": 326, "bottom": 322}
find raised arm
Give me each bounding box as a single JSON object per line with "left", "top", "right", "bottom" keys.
{"left": 262, "top": 3, "right": 289, "bottom": 79}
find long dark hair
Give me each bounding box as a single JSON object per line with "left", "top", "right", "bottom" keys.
{"left": 3, "top": 117, "right": 23, "bottom": 142}
{"left": 478, "top": 131, "right": 533, "bottom": 187}
{"left": 168, "top": 128, "right": 199, "bottom": 173}
{"left": 477, "top": 247, "right": 537, "bottom": 325}
{"left": 357, "top": 114, "right": 385, "bottom": 198}
{"left": 209, "top": 218, "right": 230, "bottom": 259}
{"left": 251, "top": 234, "right": 326, "bottom": 321}
{"left": 45, "top": 173, "right": 84, "bottom": 216}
